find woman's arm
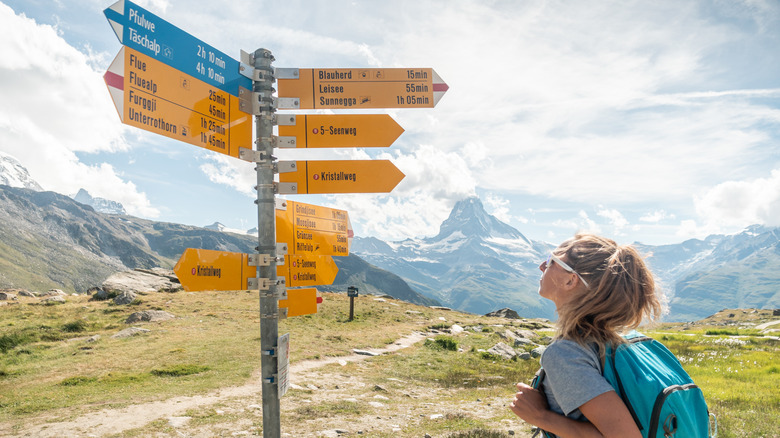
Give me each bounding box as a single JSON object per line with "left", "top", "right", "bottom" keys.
{"left": 510, "top": 383, "right": 641, "bottom": 438}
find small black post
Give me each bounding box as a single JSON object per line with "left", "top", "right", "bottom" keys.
{"left": 347, "top": 286, "right": 358, "bottom": 321}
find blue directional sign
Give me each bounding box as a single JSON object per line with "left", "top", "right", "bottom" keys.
{"left": 104, "top": 0, "right": 250, "bottom": 97}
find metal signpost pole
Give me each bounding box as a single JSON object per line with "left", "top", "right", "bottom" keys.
{"left": 252, "top": 48, "right": 280, "bottom": 438}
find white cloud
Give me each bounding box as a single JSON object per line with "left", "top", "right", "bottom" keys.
{"left": 597, "top": 207, "right": 629, "bottom": 235}
{"left": 640, "top": 210, "right": 674, "bottom": 223}
{"left": 0, "top": 4, "right": 158, "bottom": 216}
{"left": 693, "top": 168, "right": 780, "bottom": 228}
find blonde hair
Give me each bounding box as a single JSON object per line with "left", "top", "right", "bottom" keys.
{"left": 554, "top": 233, "right": 662, "bottom": 347}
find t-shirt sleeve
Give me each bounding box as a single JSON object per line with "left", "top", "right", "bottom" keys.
{"left": 540, "top": 340, "right": 615, "bottom": 416}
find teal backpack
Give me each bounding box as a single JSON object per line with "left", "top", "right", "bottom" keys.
{"left": 531, "top": 331, "right": 716, "bottom": 438}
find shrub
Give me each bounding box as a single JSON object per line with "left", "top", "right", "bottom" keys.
{"left": 60, "top": 376, "right": 97, "bottom": 386}
{"left": 0, "top": 332, "right": 37, "bottom": 354}
{"left": 62, "top": 320, "right": 88, "bottom": 333}
{"left": 151, "top": 364, "right": 210, "bottom": 377}
{"left": 425, "top": 335, "right": 458, "bottom": 351}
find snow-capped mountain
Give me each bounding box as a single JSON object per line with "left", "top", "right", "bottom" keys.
{"left": 73, "top": 189, "right": 126, "bottom": 215}
{"left": 353, "top": 197, "right": 780, "bottom": 321}
{"left": 204, "top": 222, "right": 254, "bottom": 235}
{"left": 0, "top": 152, "right": 43, "bottom": 191}
{"left": 352, "top": 197, "right": 557, "bottom": 318}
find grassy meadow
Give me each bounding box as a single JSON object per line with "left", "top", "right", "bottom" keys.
{"left": 0, "top": 290, "right": 778, "bottom": 437}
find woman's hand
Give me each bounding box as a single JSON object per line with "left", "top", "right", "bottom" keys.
{"left": 509, "top": 382, "right": 549, "bottom": 424}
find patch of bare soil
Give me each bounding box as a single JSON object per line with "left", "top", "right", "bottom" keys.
{"left": 4, "top": 331, "right": 527, "bottom": 437}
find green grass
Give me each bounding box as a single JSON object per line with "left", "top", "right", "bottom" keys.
{"left": 1, "top": 292, "right": 778, "bottom": 438}
{"left": 654, "top": 334, "right": 780, "bottom": 438}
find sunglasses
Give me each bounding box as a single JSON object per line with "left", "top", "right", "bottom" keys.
{"left": 545, "top": 253, "right": 590, "bottom": 288}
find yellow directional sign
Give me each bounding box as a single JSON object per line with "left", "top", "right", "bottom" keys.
{"left": 174, "top": 248, "right": 251, "bottom": 291}
{"left": 279, "top": 287, "right": 322, "bottom": 318}
{"left": 276, "top": 200, "right": 350, "bottom": 256}
{"left": 281, "top": 254, "right": 339, "bottom": 287}
{"left": 174, "top": 249, "right": 340, "bottom": 291}
{"left": 278, "top": 160, "right": 405, "bottom": 194}
{"left": 277, "top": 114, "right": 404, "bottom": 148}
{"left": 277, "top": 68, "right": 449, "bottom": 109}
{"left": 103, "top": 46, "right": 251, "bottom": 158}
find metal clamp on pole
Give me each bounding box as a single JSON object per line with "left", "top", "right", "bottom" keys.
{"left": 275, "top": 68, "right": 299, "bottom": 79}
{"left": 277, "top": 243, "right": 288, "bottom": 256}
{"left": 276, "top": 136, "right": 296, "bottom": 148}
{"left": 248, "top": 254, "right": 273, "bottom": 267}
{"left": 247, "top": 277, "right": 272, "bottom": 291}
{"left": 276, "top": 161, "right": 297, "bottom": 174}
{"left": 239, "top": 147, "right": 269, "bottom": 163}
{"left": 275, "top": 97, "right": 300, "bottom": 110}
{"left": 274, "top": 182, "right": 298, "bottom": 195}
{"left": 275, "top": 114, "right": 296, "bottom": 126}
{"left": 263, "top": 374, "right": 278, "bottom": 384}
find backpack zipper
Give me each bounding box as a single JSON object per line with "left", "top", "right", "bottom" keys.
{"left": 648, "top": 383, "right": 699, "bottom": 437}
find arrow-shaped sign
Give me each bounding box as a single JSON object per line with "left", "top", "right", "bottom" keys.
{"left": 278, "top": 160, "right": 405, "bottom": 194}
{"left": 173, "top": 248, "right": 250, "bottom": 291}
{"left": 282, "top": 254, "right": 339, "bottom": 287}
{"left": 276, "top": 68, "right": 448, "bottom": 109}
{"left": 103, "top": 47, "right": 251, "bottom": 157}
{"left": 277, "top": 114, "right": 404, "bottom": 149}
{"left": 173, "top": 248, "right": 339, "bottom": 291}
{"left": 104, "top": 0, "right": 250, "bottom": 96}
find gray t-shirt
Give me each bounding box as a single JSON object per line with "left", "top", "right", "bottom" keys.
{"left": 539, "top": 339, "right": 615, "bottom": 421}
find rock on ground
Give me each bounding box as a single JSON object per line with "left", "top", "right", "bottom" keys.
{"left": 485, "top": 308, "right": 520, "bottom": 319}
{"left": 112, "top": 327, "right": 151, "bottom": 338}
{"left": 102, "top": 269, "right": 182, "bottom": 295}
{"left": 125, "top": 310, "right": 176, "bottom": 324}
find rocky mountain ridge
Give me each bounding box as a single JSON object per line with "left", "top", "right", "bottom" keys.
{"left": 353, "top": 197, "right": 780, "bottom": 321}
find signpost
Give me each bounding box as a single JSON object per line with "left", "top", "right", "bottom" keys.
{"left": 277, "top": 160, "right": 405, "bottom": 194}
{"left": 104, "top": 4, "right": 448, "bottom": 436}
{"left": 276, "top": 114, "right": 404, "bottom": 148}
{"left": 276, "top": 68, "right": 449, "bottom": 109}
{"left": 104, "top": 0, "right": 251, "bottom": 96}
{"left": 347, "top": 286, "right": 358, "bottom": 321}
{"left": 104, "top": 46, "right": 251, "bottom": 157}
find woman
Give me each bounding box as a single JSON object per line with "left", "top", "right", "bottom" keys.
{"left": 509, "top": 233, "right": 663, "bottom": 437}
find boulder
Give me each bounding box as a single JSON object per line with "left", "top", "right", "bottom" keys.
{"left": 531, "top": 346, "right": 546, "bottom": 358}
{"left": 41, "top": 296, "right": 66, "bottom": 305}
{"left": 0, "top": 292, "right": 16, "bottom": 301}
{"left": 487, "top": 342, "right": 517, "bottom": 360}
{"left": 18, "top": 290, "right": 36, "bottom": 297}
{"left": 102, "top": 269, "right": 182, "bottom": 295}
{"left": 485, "top": 308, "right": 520, "bottom": 319}
{"left": 111, "top": 327, "right": 151, "bottom": 338}
{"left": 113, "top": 291, "right": 138, "bottom": 305}
{"left": 90, "top": 288, "right": 109, "bottom": 301}
{"left": 125, "top": 310, "right": 175, "bottom": 324}
{"left": 38, "top": 289, "right": 65, "bottom": 297}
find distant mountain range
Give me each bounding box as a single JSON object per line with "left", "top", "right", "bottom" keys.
{"left": 0, "top": 153, "right": 434, "bottom": 307}
{"left": 1, "top": 152, "right": 778, "bottom": 321}
{"left": 352, "top": 198, "right": 780, "bottom": 322}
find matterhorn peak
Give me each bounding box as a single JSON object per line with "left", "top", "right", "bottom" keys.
{"left": 434, "top": 197, "right": 526, "bottom": 241}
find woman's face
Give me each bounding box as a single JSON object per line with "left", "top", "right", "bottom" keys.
{"left": 537, "top": 252, "right": 577, "bottom": 308}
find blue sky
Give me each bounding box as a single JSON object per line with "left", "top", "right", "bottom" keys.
{"left": 1, "top": 0, "right": 779, "bottom": 246}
